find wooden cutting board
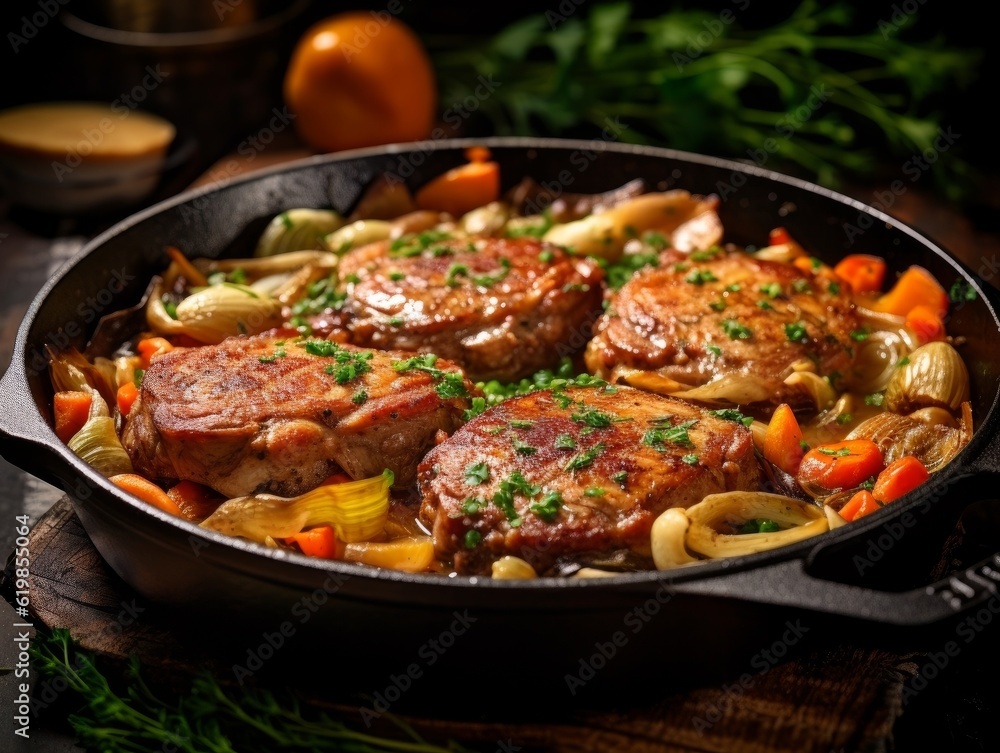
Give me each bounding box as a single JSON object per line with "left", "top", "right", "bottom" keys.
{"left": 26, "top": 497, "right": 920, "bottom": 753}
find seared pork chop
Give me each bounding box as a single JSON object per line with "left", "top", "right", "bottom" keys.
{"left": 586, "top": 249, "right": 859, "bottom": 410}
{"left": 123, "top": 333, "right": 476, "bottom": 498}
{"left": 418, "top": 385, "right": 759, "bottom": 574}
{"left": 338, "top": 235, "right": 604, "bottom": 382}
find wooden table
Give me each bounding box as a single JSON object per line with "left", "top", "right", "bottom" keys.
{"left": 2, "top": 163, "right": 1000, "bottom": 752}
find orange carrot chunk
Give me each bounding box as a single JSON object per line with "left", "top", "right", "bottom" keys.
{"left": 167, "top": 480, "right": 224, "bottom": 521}
{"left": 798, "top": 440, "right": 884, "bottom": 490}
{"left": 110, "top": 474, "right": 184, "bottom": 517}
{"left": 116, "top": 382, "right": 139, "bottom": 417}
{"left": 873, "top": 266, "right": 949, "bottom": 318}
{"left": 415, "top": 160, "right": 500, "bottom": 218}
{"left": 873, "top": 456, "right": 930, "bottom": 503}
{"left": 839, "top": 490, "right": 882, "bottom": 523}
{"left": 286, "top": 525, "right": 341, "bottom": 559}
{"left": 53, "top": 391, "right": 92, "bottom": 443}
{"left": 905, "top": 304, "right": 946, "bottom": 344}
{"left": 833, "top": 254, "right": 887, "bottom": 294}
{"left": 137, "top": 337, "right": 174, "bottom": 368}
{"left": 762, "top": 403, "right": 805, "bottom": 475}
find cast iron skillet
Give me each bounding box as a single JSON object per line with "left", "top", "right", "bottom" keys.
{"left": 3, "top": 140, "right": 1000, "bottom": 704}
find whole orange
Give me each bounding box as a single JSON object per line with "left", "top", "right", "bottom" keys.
{"left": 283, "top": 12, "right": 437, "bottom": 153}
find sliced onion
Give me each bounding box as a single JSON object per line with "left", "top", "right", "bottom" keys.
{"left": 847, "top": 404, "right": 971, "bottom": 473}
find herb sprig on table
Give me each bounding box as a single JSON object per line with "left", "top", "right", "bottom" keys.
{"left": 431, "top": 0, "right": 978, "bottom": 193}
{"left": 31, "top": 630, "right": 466, "bottom": 753}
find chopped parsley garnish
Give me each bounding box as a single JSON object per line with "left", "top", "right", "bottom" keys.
{"left": 390, "top": 230, "right": 452, "bottom": 258}
{"left": 509, "top": 420, "right": 535, "bottom": 430}
{"left": 564, "top": 443, "right": 605, "bottom": 472}
{"left": 836, "top": 413, "right": 852, "bottom": 425}
{"left": 304, "top": 340, "right": 339, "bottom": 357}
{"left": 530, "top": 490, "right": 564, "bottom": 521}
{"left": 462, "top": 498, "right": 484, "bottom": 515}
{"left": 896, "top": 356, "right": 911, "bottom": 367}
{"left": 162, "top": 299, "right": 178, "bottom": 320}
{"left": 506, "top": 214, "right": 554, "bottom": 239}
{"left": 681, "top": 453, "right": 699, "bottom": 465}
{"left": 708, "top": 409, "right": 754, "bottom": 427}
{"left": 344, "top": 273, "right": 361, "bottom": 285}
{"left": 950, "top": 279, "right": 978, "bottom": 303}
{"left": 864, "top": 392, "right": 885, "bottom": 407}
{"left": 300, "top": 340, "right": 373, "bottom": 385}
{"left": 760, "top": 282, "right": 782, "bottom": 299}
{"left": 555, "top": 434, "right": 578, "bottom": 450}
{"left": 279, "top": 212, "right": 293, "bottom": 229}
{"left": 388, "top": 316, "right": 404, "bottom": 327}
{"left": 860, "top": 477, "right": 876, "bottom": 492}
{"left": 351, "top": 390, "right": 368, "bottom": 405}
{"left": 709, "top": 300, "right": 727, "bottom": 312}
{"left": 757, "top": 300, "right": 774, "bottom": 311}
{"left": 562, "top": 282, "right": 591, "bottom": 293}
{"left": 493, "top": 471, "right": 542, "bottom": 527}
{"left": 538, "top": 250, "right": 554, "bottom": 263}
{"left": 471, "top": 258, "right": 512, "bottom": 287}
{"left": 690, "top": 247, "right": 722, "bottom": 261}
{"left": 133, "top": 369, "right": 145, "bottom": 388}
{"left": 584, "top": 487, "right": 606, "bottom": 497}
{"left": 291, "top": 278, "right": 348, "bottom": 321}
{"left": 606, "top": 252, "right": 659, "bottom": 289}
{"left": 791, "top": 279, "right": 811, "bottom": 294}
{"left": 571, "top": 405, "right": 619, "bottom": 428}
{"left": 445, "top": 263, "right": 469, "bottom": 287}
{"left": 809, "top": 257, "right": 822, "bottom": 270}
{"left": 643, "top": 419, "right": 698, "bottom": 449}
{"left": 785, "top": 321, "right": 809, "bottom": 343}
{"left": 612, "top": 471, "right": 628, "bottom": 485}
{"left": 818, "top": 446, "right": 852, "bottom": 457}
{"left": 799, "top": 440, "right": 811, "bottom": 451}
{"left": 464, "top": 462, "right": 490, "bottom": 486}
{"left": 464, "top": 530, "right": 482, "bottom": 548}
{"left": 738, "top": 519, "right": 781, "bottom": 534}
{"left": 643, "top": 231, "right": 668, "bottom": 251}
{"left": 685, "top": 269, "right": 719, "bottom": 285}
{"left": 827, "top": 282, "right": 841, "bottom": 295}
{"left": 462, "top": 397, "right": 488, "bottom": 421}
{"left": 674, "top": 263, "right": 689, "bottom": 272}
{"left": 721, "top": 319, "right": 753, "bottom": 340}
{"left": 392, "top": 353, "right": 469, "bottom": 398}
{"left": 512, "top": 437, "right": 538, "bottom": 456}
{"left": 389, "top": 271, "right": 405, "bottom": 281}
{"left": 706, "top": 344, "right": 722, "bottom": 357}
{"left": 849, "top": 328, "right": 870, "bottom": 342}
{"left": 725, "top": 283, "right": 742, "bottom": 293}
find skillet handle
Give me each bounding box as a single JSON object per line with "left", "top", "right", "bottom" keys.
{"left": 0, "top": 363, "right": 68, "bottom": 489}
{"left": 674, "top": 549, "right": 1000, "bottom": 626}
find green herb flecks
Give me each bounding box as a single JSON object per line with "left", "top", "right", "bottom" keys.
{"left": 643, "top": 419, "right": 698, "bottom": 449}
{"left": 564, "top": 442, "right": 606, "bottom": 472}
{"left": 464, "top": 462, "right": 490, "bottom": 486}
{"left": 530, "top": 490, "right": 564, "bottom": 521}
{"left": 721, "top": 319, "right": 752, "bottom": 340}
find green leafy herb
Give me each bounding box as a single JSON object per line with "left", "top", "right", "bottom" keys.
{"left": 463, "top": 396, "right": 488, "bottom": 421}
{"left": 690, "top": 247, "right": 722, "bottom": 262}
{"left": 709, "top": 299, "right": 727, "bottom": 312}
{"left": 584, "top": 487, "right": 606, "bottom": 497}
{"left": 465, "top": 530, "right": 482, "bottom": 548}
{"left": 850, "top": 328, "right": 870, "bottom": 341}
{"left": 555, "top": 433, "right": 578, "bottom": 450}
{"left": 721, "top": 319, "right": 753, "bottom": 340}
{"left": 435, "top": 373, "right": 470, "bottom": 399}
{"left": 792, "top": 279, "right": 812, "bottom": 294}
{"left": 706, "top": 344, "right": 722, "bottom": 357}
{"left": 162, "top": 299, "right": 178, "bottom": 320}
{"left": 390, "top": 230, "right": 452, "bottom": 258}
{"left": 896, "top": 356, "right": 911, "bottom": 367}
{"left": 462, "top": 498, "right": 484, "bottom": 515}
{"left": 464, "top": 462, "right": 490, "bottom": 486}
{"left": 571, "top": 405, "right": 620, "bottom": 428}
{"left": 836, "top": 413, "right": 852, "bottom": 425}
{"left": 785, "top": 321, "right": 809, "bottom": 343}
{"left": 509, "top": 419, "right": 535, "bottom": 429}
{"left": 388, "top": 316, "right": 404, "bottom": 327}
{"left": 471, "top": 258, "right": 512, "bottom": 287}
{"left": 725, "top": 283, "right": 742, "bottom": 293}
{"left": 445, "top": 263, "right": 469, "bottom": 287}
{"left": 864, "top": 392, "right": 885, "bottom": 407}
{"left": 681, "top": 453, "right": 699, "bottom": 465}
{"left": 530, "top": 490, "right": 564, "bottom": 521}
{"left": 643, "top": 419, "right": 698, "bottom": 449}
{"left": 818, "top": 446, "right": 852, "bottom": 457}
{"left": 757, "top": 300, "right": 774, "bottom": 311}
{"left": 564, "top": 442, "right": 605, "bottom": 471}
{"left": 389, "top": 271, "right": 406, "bottom": 281}
{"left": 827, "top": 282, "right": 841, "bottom": 295}
{"left": 860, "top": 477, "right": 876, "bottom": 492}
{"left": 133, "top": 369, "right": 145, "bottom": 388}
{"left": 512, "top": 437, "right": 538, "bottom": 456}
{"left": 612, "top": 471, "right": 628, "bottom": 485}
{"left": 950, "top": 279, "right": 978, "bottom": 303}
{"left": 760, "top": 282, "right": 782, "bottom": 299}
{"left": 708, "top": 409, "right": 755, "bottom": 428}
{"left": 738, "top": 519, "right": 781, "bottom": 534}
{"left": 351, "top": 390, "right": 368, "bottom": 405}
{"left": 606, "top": 252, "right": 659, "bottom": 289}
{"left": 493, "top": 471, "right": 542, "bottom": 526}
{"left": 538, "top": 249, "right": 555, "bottom": 262}
{"left": 686, "top": 269, "right": 718, "bottom": 286}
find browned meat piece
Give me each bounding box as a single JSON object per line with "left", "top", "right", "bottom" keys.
{"left": 338, "top": 235, "right": 604, "bottom": 382}
{"left": 418, "top": 385, "right": 759, "bottom": 575}
{"left": 586, "top": 249, "right": 860, "bottom": 410}
{"left": 122, "top": 333, "right": 476, "bottom": 498}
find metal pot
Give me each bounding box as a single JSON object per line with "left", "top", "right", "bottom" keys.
{"left": 3, "top": 139, "right": 999, "bottom": 708}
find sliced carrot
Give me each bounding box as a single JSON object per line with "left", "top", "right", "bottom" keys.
{"left": 137, "top": 337, "right": 174, "bottom": 368}
{"left": 769, "top": 227, "right": 792, "bottom": 246}
{"left": 905, "top": 304, "right": 946, "bottom": 344}
{"left": 833, "top": 254, "right": 887, "bottom": 294}
{"left": 839, "top": 490, "right": 881, "bottom": 523}
{"left": 167, "top": 480, "right": 224, "bottom": 521}
{"left": 872, "top": 266, "right": 949, "bottom": 318}
{"left": 762, "top": 404, "right": 805, "bottom": 475}
{"left": 465, "top": 145, "right": 492, "bottom": 164}
{"left": 54, "top": 391, "right": 92, "bottom": 443}
{"left": 415, "top": 160, "right": 500, "bottom": 218}
{"left": 286, "top": 525, "right": 341, "bottom": 559}
{"left": 116, "top": 382, "right": 139, "bottom": 417}
{"left": 110, "top": 473, "right": 184, "bottom": 517}
{"left": 873, "top": 456, "right": 930, "bottom": 503}
{"left": 798, "top": 440, "right": 884, "bottom": 491}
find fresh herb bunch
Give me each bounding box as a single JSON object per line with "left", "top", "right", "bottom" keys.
{"left": 31, "top": 629, "right": 466, "bottom": 753}
{"left": 432, "top": 1, "right": 978, "bottom": 192}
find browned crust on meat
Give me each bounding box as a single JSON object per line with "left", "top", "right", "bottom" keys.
{"left": 339, "top": 236, "right": 604, "bottom": 382}
{"left": 418, "top": 385, "right": 759, "bottom": 574}
{"left": 586, "top": 249, "right": 859, "bottom": 409}
{"left": 122, "top": 333, "right": 476, "bottom": 497}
